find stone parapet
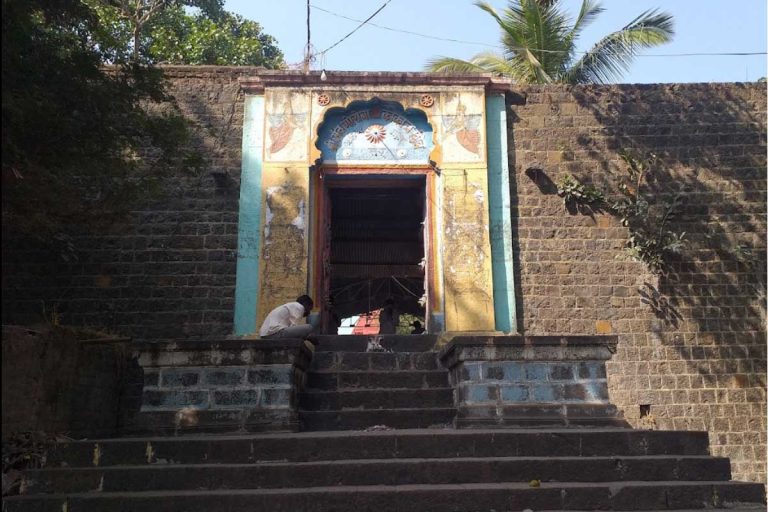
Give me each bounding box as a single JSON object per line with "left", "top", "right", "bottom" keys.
{"left": 124, "top": 338, "right": 313, "bottom": 435}
{"left": 439, "top": 335, "right": 628, "bottom": 428}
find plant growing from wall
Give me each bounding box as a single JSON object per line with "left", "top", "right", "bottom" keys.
{"left": 611, "top": 149, "right": 687, "bottom": 275}
{"left": 557, "top": 174, "right": 606, "bottom": 209}
{"left": 556, "top": 150, "right": 687, "bottom": 275}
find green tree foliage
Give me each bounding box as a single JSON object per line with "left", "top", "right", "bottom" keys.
{"left": 427, "top": 0, "right": 673, "bottom": 84}
{"left": 88, "top": 0, "right": 284, "bottom": 66}
{"left": 1, "top": 0, "right": 201, "bottom": 242}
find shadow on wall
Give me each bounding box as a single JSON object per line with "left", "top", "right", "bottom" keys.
{"left": 571, "top": 84, "right": 765, "bottom": 344}
{"left": 508, "top": 82, "right": 766, "bottom": 373}
{"left": 1, "top": 68, "right": 246, "bottom": 341}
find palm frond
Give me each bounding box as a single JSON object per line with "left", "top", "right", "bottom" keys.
{"left": 426, "top": 56, "right": 496, "bottom": 74}
{"left": 566, "top": 0, "right": 604, "bottom": 44}
{"left": 426, "top": 52, "right": 524, "bottom": 79}
{"left": 563, "top": 9, "right": 674, "bottom": 84}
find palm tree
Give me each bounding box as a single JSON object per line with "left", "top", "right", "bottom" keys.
{"left": 427, "top": 0, "right": 673, "bottom": 84}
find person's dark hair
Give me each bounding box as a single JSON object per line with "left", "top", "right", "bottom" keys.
{"left": 412, "top": 320, "right": 422, "bottom": 327}
{"left": 296, "top": 295, "right": 314, "bottom": 310}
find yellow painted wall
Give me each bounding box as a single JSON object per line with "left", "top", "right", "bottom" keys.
{"left": 256, "top": 163, "right": 310, "bottom": 327}
{"left": 441, "top": 165, "right": 496, "bottom": 331}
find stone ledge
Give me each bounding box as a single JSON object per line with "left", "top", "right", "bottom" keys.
{"left": 439, "top": 336, "right": 618, "bottom": 369}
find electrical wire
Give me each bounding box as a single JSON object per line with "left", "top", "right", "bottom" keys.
{"left": 317, "top": 0, "right": 393, "bottom": 56}
{"left": 310, "top": 3, "right": 766, "bottom": 58}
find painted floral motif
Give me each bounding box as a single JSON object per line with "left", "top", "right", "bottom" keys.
{"left": 364, "top": 124, "right": 387, "bottom": 144}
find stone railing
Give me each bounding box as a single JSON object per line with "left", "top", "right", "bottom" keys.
{"left": 439, "top": 335, "right": 628, "bottom": 428}
{"left": 123, "top": 338, "right": 313, "bottom": 435}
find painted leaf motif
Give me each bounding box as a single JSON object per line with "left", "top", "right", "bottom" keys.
{"left": 269, "top": 122, "right": 294, "bottom": 154}
{"left": 456, "top": 128, "right": 480, "bottom": 155}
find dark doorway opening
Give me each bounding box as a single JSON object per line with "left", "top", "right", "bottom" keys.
{"left": 323, "top": 177, "right": 426, "bottom": 334}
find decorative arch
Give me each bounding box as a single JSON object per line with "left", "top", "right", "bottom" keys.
{"left": 314, "top": 98, "right": 434, "bottom": 165}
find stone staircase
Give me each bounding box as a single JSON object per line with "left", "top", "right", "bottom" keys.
{"left": 299, "top": 335, "right": 455, "bottom": 430}
{"left": 6, "top": 429, "right": 765, "bottom": 511}
{"left": 4, "top": 335, "right": 765, "bottom": 511}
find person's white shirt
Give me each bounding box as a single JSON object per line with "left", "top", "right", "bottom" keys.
{"left": 259, "top": 302, "right": 307, "bottom": 337}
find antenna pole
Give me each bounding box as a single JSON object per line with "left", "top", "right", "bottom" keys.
{"left": 303, "top": 0, "right": 311, "bottom": 73}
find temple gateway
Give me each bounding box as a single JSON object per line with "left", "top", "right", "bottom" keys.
{"left": 233, "top": 71, "right": 516, "bottom": 336}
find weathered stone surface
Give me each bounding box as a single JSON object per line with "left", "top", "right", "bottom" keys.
{"left": 126, "top": 338, "right": 312, "bottom": 434}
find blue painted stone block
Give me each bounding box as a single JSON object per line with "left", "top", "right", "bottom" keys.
{"left": 248, "top": 366, "right": 292, "bottom": 385}
{"left": 213, "top": 389, "right": 260, "bottom": 408}
{"left": 462, "top": 384, "right": 496, "bottom": 403}
{"left": 577, "top": 362, "right": 607, "bottom": 379}
{"left": 549, "top": 364, "right": 575, "bottom": 381}
{"left": 160, "top": 370, "right": 200, "bottom": 388}
{"left": 500, "top": 385, "right": 529, "bottom": 402}
{"left": 584, "top": 381, "right": 609, "bottom": 401}
{"left": 459, "top": 363, "right": 482, "bottom": 382}
{"left": 204, "top": 369, "right": 245, "bottom": 386}
{"left": 525, "top": 364, "right": 548, "bottom": 381}
{"left": 502, "top": 362, "right": 526, "bottom": 382}
{"left": 143, "top": 390, "right": 208, "bottom": 409}
{"left": 261, "top": 388, "right": 291, "bottom": 408}
{"left": 532, "top": 384, "right": 564, "bottom": 402}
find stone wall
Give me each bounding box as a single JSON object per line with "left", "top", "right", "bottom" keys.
{"left": 1, "top": 326, "right": 133, "bottom": 438}
{"left": 508, "top": 83, "right": 766, "bottom": 483}
{"left": 2, "top": 67, "right": 255, "bottom": 340}
{"left": 1, "top": 68, "right": 765, "bottom": 482}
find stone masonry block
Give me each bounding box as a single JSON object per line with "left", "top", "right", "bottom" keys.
{"left": 459, "top": 384, "right": 497, "bottom": 404}
{"left": 549, "top": 364, "right": 575, "bottom": 380}
{"left": 248, "top": 365, "right": 292, "bottom": 385}
{"left": 502, "top": 362, "right": 526, "bottom": 382}
{"left": 261, "top": 388, "right": 292, "bottom": 408}
{"left": 458, "top": 362, "right": 481, "bottom": 382}
{"left": 204, "top": 368, "right": 245, "bottom": 386}
{"left": 142, "top": 390, "right": 208, "bottom": 409}
{"left": 500, "top": 385, "right": 530, "bottom": 402}
{"left": 212, "top": 389, "right": 260, "bottom": 408}
{"left": 584, "top": 381, "right": 609, "bottom": 401}
{"left": 525, "top": 364, "right": 549, "bottom": 381}
{"left": 143, "top": 371, "right": 159, "bottom": 387}
{"left": 577, "top": 362, "right": 606, "bottom": 379}
{"left": 484, "top": 363, "right": 504, "bottom": 380}
{"left": 532, "top": 384, "right": 563, "bottom": 402}
{"left": 160, "top": 369, "right": 200, "bottom": 387}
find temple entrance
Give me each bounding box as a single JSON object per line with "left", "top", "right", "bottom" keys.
{"left": 317, "top": 172, "right": 430, "bottom": 334}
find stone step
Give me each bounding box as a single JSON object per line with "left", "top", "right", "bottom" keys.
{"left": 315, "top": 335, "right": 437, "bottom": 352}
{"left": 299, "top": 388, "right": 454, "bottom": 410}
{"left": 6, "top": 481, "right": 765, "bottom": 511}
{"left": 24, "top": 456, "right": 733, "bottom": 494}
{"left": 300, "top": 408, "right": 455, "bottom": 430}
{"left": 306, "top": 370, "right": 450, "bottom": 390}
{"left": 44, "top": 429, "right": 714, "bottom": 467}
{"left": 310, "top": 351, "right": 439, "bottom": 371}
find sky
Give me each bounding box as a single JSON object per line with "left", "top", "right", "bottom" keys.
{"left": 225, "top": 0, "right": 767, "bottom": 83}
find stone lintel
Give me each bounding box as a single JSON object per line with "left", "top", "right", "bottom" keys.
{"left": 240, "top": 70, "right": 513, "bottom": 93}
{"left": 439, "top": 335, "right": 618, "bottom": 369}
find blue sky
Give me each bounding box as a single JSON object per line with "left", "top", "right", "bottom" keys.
{"left": 225, "top": 0, "right": 767, "bottom": 83}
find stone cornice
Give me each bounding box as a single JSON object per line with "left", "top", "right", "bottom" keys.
{"left": 240, "top": 70, "right": 513, "bottom": 93}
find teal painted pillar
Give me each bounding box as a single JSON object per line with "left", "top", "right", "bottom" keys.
{"left": 485, "top": 93, "right": 517, "bottom": 333}
{"left": 233, "top": 96, "right": 265, "bottom": 335}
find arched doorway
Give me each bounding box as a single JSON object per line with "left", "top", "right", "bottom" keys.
{"left": 312, "top": 99, "right": 437, "bottom": 333}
